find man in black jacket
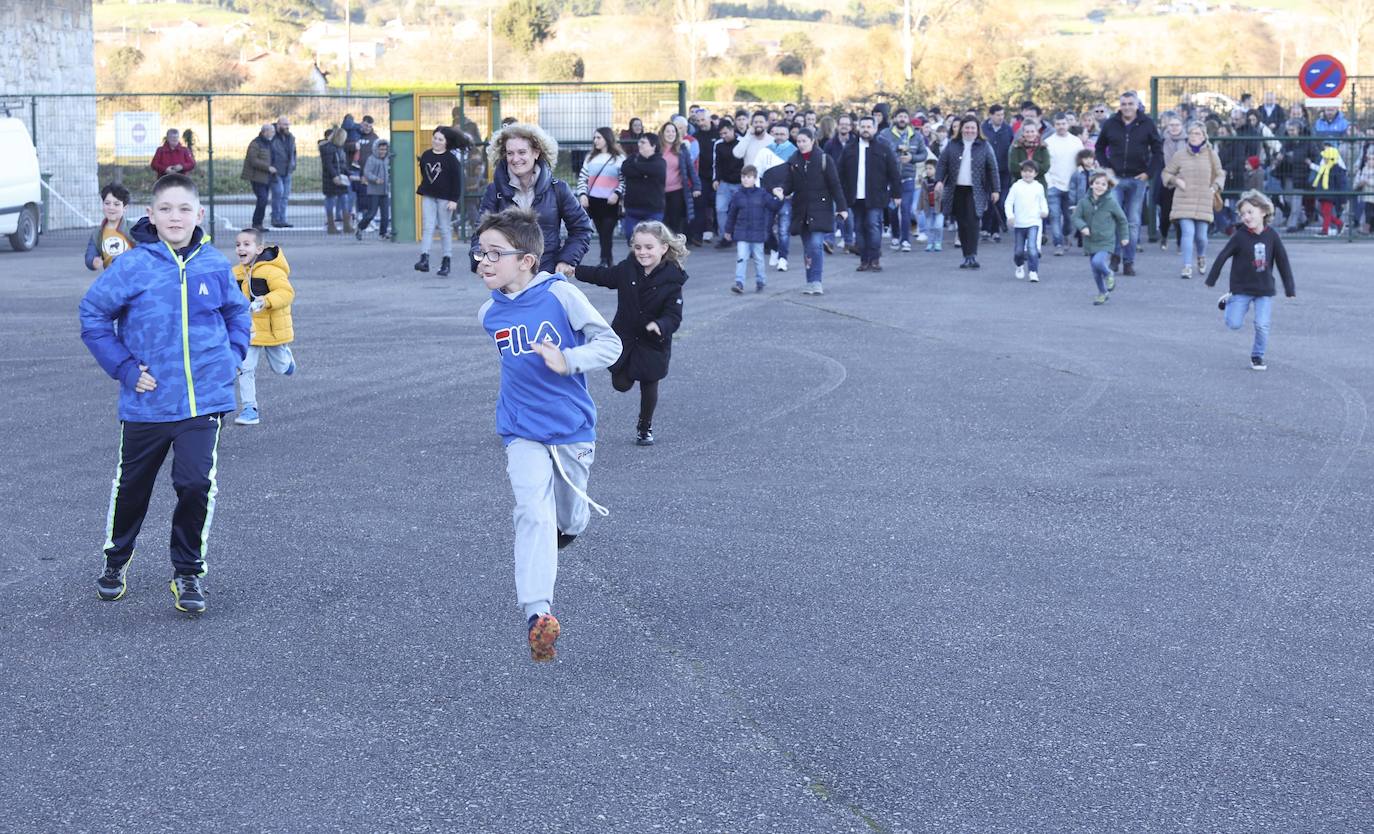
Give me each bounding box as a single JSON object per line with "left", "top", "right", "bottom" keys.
{"left": 1096, "top": 91, "right": 1163, "bottom": 275}
{"left": 712, "top": 121, "right": 743, "bottom": 249}
{"left": 690, "top": 110, "right": 719, "bottom": 246}
{"left": 840, "top": 115, "right": 901, "bottom": 271}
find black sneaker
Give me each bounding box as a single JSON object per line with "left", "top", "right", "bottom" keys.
{"left": 557, "top": 531, "right": 577, "bottom": 550}
{"left": 170, "top": 574, "right": 206, "bottom": 613}
{"left": 96, "top": 561, "right": 130, "bottom": 601}
{"left": 636, "top": 427, "right": 655, "bottom": 446}
{"left": 1251, "top": 355, "right": 1267, "bottom": 371}
{"left": 731, "top": 283, "right": 744, "bottom": 294}
{"left": 1217, "top": 293, "right": 1230, "bottom": 311}
{"left": 967, "top": 257, "right": 981, "bottom": 269}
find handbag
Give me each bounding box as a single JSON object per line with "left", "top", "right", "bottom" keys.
{"left": 1212, "top": 190, "right": 1223, "bottom": 213}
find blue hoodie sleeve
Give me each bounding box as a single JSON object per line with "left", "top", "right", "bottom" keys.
{"left": 553, "top": 180, "right": 594, "bottom": 268}
{"left": 79, "top": 261, "right": 142, "bottom": 390}
{"left": 217, "top": 267, "right": 252, "bottom": 362}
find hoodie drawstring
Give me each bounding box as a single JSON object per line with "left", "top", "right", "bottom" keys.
{"left": 546, "top": 444, "right": 610, "bottom": 517}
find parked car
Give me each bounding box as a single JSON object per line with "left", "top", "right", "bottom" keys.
{"left": 0, "top": 116, "right": 43, "bottom": 251}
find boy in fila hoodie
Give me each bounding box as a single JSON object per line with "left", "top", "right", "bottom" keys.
{"left": 79, "top": 174, "right": 251, "bottom": 615}
{"left": 475, "top": 208, "right": 622, "bottom": 662}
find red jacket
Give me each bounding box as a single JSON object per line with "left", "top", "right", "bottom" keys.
{"left": 151, "top": 143, "right": 196, "bottom": 176}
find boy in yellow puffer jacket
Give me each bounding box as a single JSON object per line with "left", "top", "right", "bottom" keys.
{"left": 232, "top": 228, "right": 297, "bottom": 426}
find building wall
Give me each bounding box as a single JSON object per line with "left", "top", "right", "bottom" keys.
{"left": 0, "top": 0, "right": 97, "bottom": 230}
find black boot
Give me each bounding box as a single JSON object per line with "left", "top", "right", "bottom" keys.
{"left": 436, "top": 255, "right": 451, "bottom": 277}
{"left": 414, "top": 253, "right": 430, "bottom": 272}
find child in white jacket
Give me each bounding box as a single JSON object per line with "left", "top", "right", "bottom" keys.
{"left": 1005, "top": 159, "right": 1050, "bottom": 281}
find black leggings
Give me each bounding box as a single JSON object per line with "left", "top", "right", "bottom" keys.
{"left": 612, "top": 372, "right": 659, "bottom": 429}
{"left": 953, "top": 186, "right": 980, "bottom": 255}
{"left": 663, "top": 190, "right": 688, "bottom": 235}
{"left": 1157, "top": 186, "right": 1177, "bottom": 244}
{"left": 586, "top": 196, "right": 619, "bottom": 265}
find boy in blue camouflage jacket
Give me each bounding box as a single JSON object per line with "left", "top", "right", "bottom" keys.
{"left": 79, "top": 174, "right": 251, "bottom": 614}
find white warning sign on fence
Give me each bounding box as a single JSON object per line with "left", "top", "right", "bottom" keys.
{"left": 114, "top": 111, "right": 161, "bottom": 159}
{"left": 538, "top": 93, "right": 614, "bottom": 146}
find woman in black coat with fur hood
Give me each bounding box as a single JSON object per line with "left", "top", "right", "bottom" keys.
{"left": 574, "top": 220, "right": 688, "bottom": 446}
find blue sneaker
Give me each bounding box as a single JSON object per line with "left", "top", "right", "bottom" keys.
{"left": 234, "top": 405, "right": 260, "bottom": 426}
{"left": 934, "top": 243, "right": 943, "bottom": 252}
{"left": 283, "top": 361, "right": 296, "bottom": 377}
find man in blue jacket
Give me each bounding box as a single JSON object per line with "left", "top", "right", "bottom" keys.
{"left": 981, "top": 105, "right": 1015, "bottom": 240}
{"left": 79, "top": 174, "right": 251, "bottom": 614}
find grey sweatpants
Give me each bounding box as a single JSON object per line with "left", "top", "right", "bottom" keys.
{"left": 506, "top": 438, "right": 596, "bottom": 619}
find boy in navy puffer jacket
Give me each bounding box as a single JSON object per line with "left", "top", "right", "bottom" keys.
{"left": 79, "top": 174, "right": 251, "bottom": 614}
{"left": 723, "top": 165, "right": 782, "bottom": 292}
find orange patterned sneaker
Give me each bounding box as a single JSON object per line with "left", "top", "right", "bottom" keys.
{"left": 527, "top": 614, "right": 561, "bottom": 662}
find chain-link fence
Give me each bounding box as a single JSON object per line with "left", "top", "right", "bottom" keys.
{"left": 409, "top": 82, "right": 686, "bottom": 235}
{"left": 14, "top": 92, "right": 390, "bottom": 236}
{"left": 1150, "top": 76, "right": 1374, "bottom": 129}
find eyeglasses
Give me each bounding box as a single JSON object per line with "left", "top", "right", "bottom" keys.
{"left": 472, "top": 248, "right": 526, "bottom": 264}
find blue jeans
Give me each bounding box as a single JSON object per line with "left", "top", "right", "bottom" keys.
{"left": 802, "top": 231, "right": 826, "bottom": 286}
{"left": 1089, "top": 250, "right": 1112, "bottom": 294}
{"left": 324, "top": 193, "right": 345, "bottom": 223}
{"left": 622, "top": 210, "right": 664, "bottom": 241}
{"left": 1113, "top": 176, "right": 1147, "bottom": 263}
{"left": 1225, "top": 293, "right": 1272, "bottom": 358}
{"left": 270, "top": 173, "right": 292, "bottom": 224}
{"left": 250, "top": 181, "right": 270, "bottom": 228}
{"left": 898, "top": 178, "right": 917, "bottom": 244}
{"left": 735, "top": 240, "right": 765, "bottom": 286}
{"left": 1013, "top": 226, "right": 1040, "bottom": 271}
{"left": 923, "top": 209, "right": 944, "bottom": 247}
{"left": 715, "top": 182, "right": 740, "bottom": 238}
{"left": 1176, "top": 218, "right": 1209, "bottom": 270}
{"left": 774, "top": 198, "right": 792, "bottom": 260}
{"left": 855, "top": 201, "right": 885, "bottom": 263}
{"left": 1047, "top": 187, "right": 1071, "bottom": 247}
{"left": 359, "top": 194, "right": 389, "bottom": 235}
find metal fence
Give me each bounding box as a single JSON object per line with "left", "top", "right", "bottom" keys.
{"left": 1150, "top": 76, "right": 1374, "bottom": 129}
{"left": 401, "top": 81, "right": 687, "bottom": 237}
{"left": 15, "top": 92, "right": 390, "bottom": 236}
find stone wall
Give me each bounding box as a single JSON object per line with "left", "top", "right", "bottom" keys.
{"left": 0, "top": 0, "right": 97, "bottom": 230}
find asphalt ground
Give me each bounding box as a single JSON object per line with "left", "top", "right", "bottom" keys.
{"left": 1, "top": 227, "right": 1371, "bottom": 834}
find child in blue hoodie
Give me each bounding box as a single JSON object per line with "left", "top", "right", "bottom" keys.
{"left": 475, "top": 208, "right": 622, "bottom": 662}
{"left": 79, "top": 174, "right": 251, "bottom": 614}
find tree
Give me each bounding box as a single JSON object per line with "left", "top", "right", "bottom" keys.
{"left": 106, "top": 47, "right": 145, "bottom": 91}
{"left": 779, "top": 31, "right": 819, "bottom": 70}
{"left": 496, "top": 0, "right": 559, "bottom": 52}
{"left": 539, "top": 50, "right": 586, "bottom": 80}
{"left": 674, "top": 0, "right": 710, "bottom": 96}
{"left": 1327, "top": 0, "right": 1374, "bottom": 75}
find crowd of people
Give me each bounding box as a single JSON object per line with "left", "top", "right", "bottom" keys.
{"left": 81, "top": 85, "right": 1327, "bottom": 663}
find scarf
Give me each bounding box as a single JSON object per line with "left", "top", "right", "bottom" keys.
{"left": 1313, "top": 147, "right": 1341, "bottom": 189}
{"left": 1188, "top": 141, "right": 1206, "bottom": 154}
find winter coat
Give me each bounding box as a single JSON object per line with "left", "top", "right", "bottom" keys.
{"left": 79, "top": 218, "right": 251, "bottom": 423}
{"left": 784, "top": 151, "right": 848, "bottom": 235}
{"left": 84, "top": 218, "right": 133, "bottom": 271}
{"left": 1274, "top": 138, "right": 1316, "bottom": 182}
{"left": 840, "top": 139, "right": 901, "bottom": 206}
{"left": 151, "top": 142, "right": 196, "bottom": 177}
{"left": 1313, "top": 112, "right": 1350, "bottom": 138}
{"left": 934, "top": 138, "right": 1000, "bottom": 216}
{"left": 724, "top": 186, "right": 781, "bottom": 243}
{"left": 574, "top": 257, "right": 685, "bottom": 383}
{"left": 319, "top": 136, "right": 349, "bottom": 197}
{"left": 1068, "top": 168, "right": 1092, "bottom": 208}
{"left": 1217, "top": 140, "right": 1248, "bottom": 194}
{"left": 241, "top": 136, "right": 273, "bottom": 184}
{"left": 713, "top": 139, "right": 743, "bottom": 185}
{"left": 341, "top": 115, "right": 361, "bottom": 143}
{"left": 875, "top": 125, "right": 927, "bottom": 180}
{"left": 621, "top": 153, "right": 667, "bottom": 214}
{"left": 1071, "top": 192, "right": 1129, "bottom": 255}
{"left": 269, "top": 131, "right": 297, "bottom": 176}
{"left": 471, "top": 158, "right": 594, "bottom": 274}
{"left": 416, "top": 148, "right": 464, "bottom": 202}
{"left": 1096, "top": 112, "right": 1164, "bottom": 179}
{"left": 363, "top": 150, "right": 391, "bottom": 196}
{"left": 1162, "top": 143, "right": 1225, "bottom": 222}
{"left": 823, "top": 132, "right": 854, "bottom": 166}
{"left": 1006, "top": 137, "right": 1051, "bottom": 187}
{"left": 981, "top": 120, "right": 1015, "bottom": 183}
{"left": 1255, "top": 104, "right": 1286, "bottom": 133}
{"left": 233, "top": 245, "right": 295, "bottom": 347}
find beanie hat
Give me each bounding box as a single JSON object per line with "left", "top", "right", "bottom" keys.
{"left": 1246, "top": 155, "right": 1261, "bottom": 169}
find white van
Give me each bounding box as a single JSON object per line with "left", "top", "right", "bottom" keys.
{"left": 0, "top": 115, "right": 43, "bottom": 251}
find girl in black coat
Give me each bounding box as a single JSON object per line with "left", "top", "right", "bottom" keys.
{"left": 784, "top": 128, "right": 848, "bottom": 293}
{"left": 574, "top": 219, "right": 688, "bottom": 446}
